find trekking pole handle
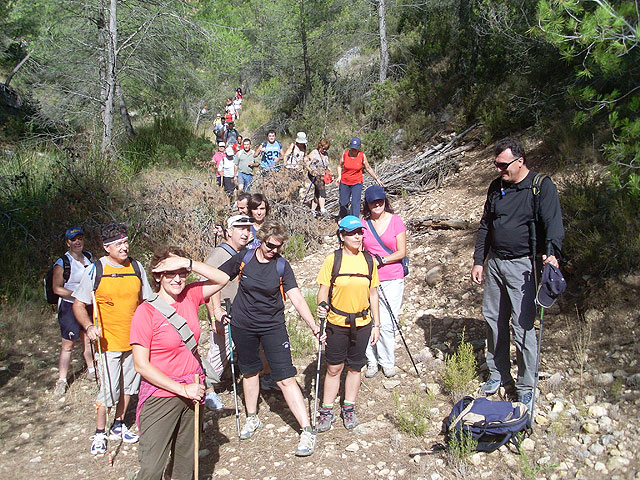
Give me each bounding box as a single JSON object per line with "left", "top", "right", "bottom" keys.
{"left": 318, "top": 301, "right": 328, "bottom": 337}
{"left": 546, "top": 241, "right": 553, "bottom": 257}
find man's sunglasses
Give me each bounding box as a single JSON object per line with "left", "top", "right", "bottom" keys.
{"left": 493, "top": 157, "right": 521, "bottom": 170}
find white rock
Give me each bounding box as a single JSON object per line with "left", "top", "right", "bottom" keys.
{"left": 19, "top": 432, "right": 29, "bottom": 440}
{"left": 607, "top": 457, "right": 630, "bottom": 471}
{"left": 430, "top": 474, "right": 441, "bottom": 480}
{"left": 521, "top": 438, "right": 535, "bottom": 451}
{"left": 29, "top": 456, "right": 41, "bottom": 463}
{"left": 551, "top": 400, "right": 564, "bottom": 413}
{"left": 584, "top": 395, "right": 596, "bottom": 405}
{"left": 265, "top": 423, "right": 276, "bottom": 429}
{"left": 216, "top": 468, "right": 230, "bottom": 476}
{"left": 582, "top": 422, "right": 599, "bottom": 434}
{"left": 345, "top": 442, "right": 359, "bottom": 452}
{"left": 588, "top": 405, "right": 607, "bottom": 418}
{"left": 383, "top": 380, "right": 401, "bottom": 389}
{"left": 589, "top": 443, "right": 605, "bottom": 455}
{"left": 470, "top": 453, "right": 482, "bottom": 466}
{"left": 323, "top": 469, "right": 332, "bottom": 476}
{"left": 537, "top": 455, "right": 550, "bottom": 465}
{"left": 594, "top": 373, "right": 614, "bottom": 386}
{"left": 598, "top": 416, "right": 612, "bottom": 428}
{"left": 277, "top": 426, "right": 289, "bottom": 433}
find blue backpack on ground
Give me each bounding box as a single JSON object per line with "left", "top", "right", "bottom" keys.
{"left": 444, "top": 396, "right": 530, "bottom": 452}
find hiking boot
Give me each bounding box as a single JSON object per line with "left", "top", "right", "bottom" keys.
{"left": 205, "top": 391, "right": 225, "bottom": 411}
{"left": 295, "top": 429, "right": 317, "bottom": 456}
{"left": 54, "top": 378, "right": 68, "bottom": 397}
{"left": 260, "top": 373, "right": 281, "bottom": 392}
{"left": 480, "top": 379, "right": 501, "bottom": 395}
{"left": 239, "top": 415, "right": 263, "bottom": 440}
{"left": 90, "top": 432, "right": 107, "bottom": 455}
{"left": 316, "top": 408, "right": 336, "bottom": 433}
{"left": 383, "top": 366, "right": 397, "bottom": 378}
{"left": 341, "top": 405, "right": 359, "bottom": 430}
{"left": 518, "top": 391, "right": 534, "bottom": 415}
{"left": 364, "top": 364, "right": 378, "bottom": 378}
{"left": 109, "top": 423, "right": 139, "bottom": 443}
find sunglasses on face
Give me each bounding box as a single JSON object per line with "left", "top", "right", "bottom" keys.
{"left": 342, "top": 228, "right": 364, "bottom": 236}
{"left": 493, "top": 157, "right": 521, "bottom": 170}
{"left": 161, "top": 269, "right": 189, "bottom": 279}
{"left": 264, "top": 241, "right": 283, "bottom": 251}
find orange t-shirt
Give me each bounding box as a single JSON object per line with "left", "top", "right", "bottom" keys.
{"left": 341, "top": 150, "right": 364, "bottom": 185}
{"left": 95, "top": 261, "right": 142, "bottom": 352}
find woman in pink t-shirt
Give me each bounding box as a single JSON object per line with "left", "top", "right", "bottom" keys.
{"left": 130, "top": 247, "right": 228, "bottom": 480}
{"left": 361, "top": 186, "right": 407, "bottom": 378}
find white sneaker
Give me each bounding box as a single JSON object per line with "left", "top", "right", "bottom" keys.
{"left": 239, "top": 415, "right": 263, "bottom": 440}
{"left": 109, "top": 423, "right": 139, "bottom": 443}
{"left": 364, "top": 364, "right": 378, "bottom": 378}
{"left": 90, "top": 432, "right": 107, "bottom": 455}
{"left": 54, "top": 378, "right": 67, "bottom": 397}
{"left": 383, "top": 366, "right": 397, "bottom": 378}
{"left": 295, "top": 429, "right": 316, "bottom": 456}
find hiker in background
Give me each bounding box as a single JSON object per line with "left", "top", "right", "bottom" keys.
{"left": 215, "top": 219, "right": 322, "bottom": 456}
{"left": 246, "top": 193, "right": 269, "bottom": 250}
{"left": 218, "top": 146, "right": 237, "bottom": 199}
{"left": 337, "top": 137, "right": 384, "bottom": 219}
{"left": 213, "top": 114, "right": 224, "bottom": 143}
{"left": 471, "top": 137, "right": 564, "bottom": 413}
{"left": 236, "top": 192, "right": 251, "bottom": 215}
{"left": 73, "top": 222, "right": 153, "bottom": 455}
{"left": 223, "top": 119, "right": 239, "bottom": 146}
{"left": 306, "top": 138, "right": 332, "bottom": 216}
{"left": 225, "top": 97, "right": 237, "bottom": 121}
{"left": 233, "top": 88, "right": 243, "bottom": 119}
{"left": 52, "top": 226, "right": 94, "bottom": 397}
{"left": 203, "top": 215, "right": 253, "bottom": 410}
{"left": 211, "top": 141, "right": 226, "bottom": 187}
{"left": 254, "top": 130, "right": 282, "bottom": 174}
{"left": 235, "top": 138, "right": 259, "bottom": 193}
{"left": 283, "top": 131, "right": 308, "bottom": 173}
{"left": 131, "top": 247, "right": 229, "bottom": 480}
{"left": 361, "top": 186, "right": 406, "bottom": 379}
{"left": 315, "top": 216, "right": 381, "bottom": 432}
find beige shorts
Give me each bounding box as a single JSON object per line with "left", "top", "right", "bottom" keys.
{"left": 96, "top": 350, "right": 140, "bottom": 408}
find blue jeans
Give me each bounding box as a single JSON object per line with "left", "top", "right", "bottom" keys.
{"left": 238, "top": 172, "right": 253, "bottom": 192}
{"left": 339, "top": 182, "right": 363, "bottom": 218}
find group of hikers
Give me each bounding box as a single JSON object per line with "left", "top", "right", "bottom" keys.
{"left": 48, "top": 136, "right": 564, "bottom": 479}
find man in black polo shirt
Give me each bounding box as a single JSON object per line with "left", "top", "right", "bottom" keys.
{"left": 471, "top": 137, "right": 564, "bottom": 412}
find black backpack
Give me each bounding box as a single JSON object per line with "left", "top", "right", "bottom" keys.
{"left": 90, "top": 257, "right": 143, "bottom": 291}
{"left": 327, "top": 249, "right": 374, "bottom": 318}
{"left": 44, "top": 251, "right": 93, "bottom": 304}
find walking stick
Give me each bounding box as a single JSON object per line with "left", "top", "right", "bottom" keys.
{"left": 193, "top": 374, "right": 200, "bottom": 480}
{"left": 303, "top": 177, "right": 315, "bottom": 203}
{"left": 377, "top": 285, "right": 421, "bottom": 378}
{"left": 88, "top": 340, "right": 100, "bottom": 389}
{"left": 312, "top": 302, "right": 327, "bottom": 430}
{"left": 225, "top": 298, "right": 241, "bottom": 441}
{"left": 91, "top": 291, "right": 113, "bottom": 467}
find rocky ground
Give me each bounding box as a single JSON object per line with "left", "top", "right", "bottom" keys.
{"left": 1, "top": 143, "right": 639, "bottom": 479}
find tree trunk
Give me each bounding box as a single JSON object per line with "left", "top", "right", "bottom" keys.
{"left": 300, "top": 0, "right": 312, "bottom": 104}
{"left": 378, "top": 0, "right": 389, "bottom": 83}
{"left": 101, "top": 0, "right": 118, "bottom": 159}
{"left": 5, "top": 52, "right": 31, "bottom": 88}
{"left": 116, "top": 80, "right": 135, "bottom": 140}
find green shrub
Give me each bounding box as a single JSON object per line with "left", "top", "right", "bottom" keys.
{"left": 393, "top": 390, "right": 434, "bottom": 437}
{"left": 447, "top": 426, "right": 478, "bottom": 473}
{"left": 441, "top": 328, "right": 477, "bottom": 402}
{"left": 283, "top": 233, "right": 306, "bottom": 262}
{"left": 363, "top": 128, "right": 391, "bottom": 163}
{"left": 562, "top": 176, "right": 640, "bottom": 276}
{"left": 287, "top": 316, "right": 315, "bottom": 358}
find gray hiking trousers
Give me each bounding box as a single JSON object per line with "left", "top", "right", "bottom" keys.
{"left": 482, "top": 254, "right": 537, "bottom": 395}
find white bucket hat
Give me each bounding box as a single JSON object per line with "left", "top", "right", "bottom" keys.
{"left": 295, "top": 132, "right": 308, "bottom": 144}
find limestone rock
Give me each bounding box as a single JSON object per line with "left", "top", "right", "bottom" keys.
{"left": 425, "top": 266, "right": 442, "bottom": 287}
{"left": 594, "top": 373, "right": 614, "bottom": 386}
{"left": 588, "top": 405, "right": 607, "bottom": 418}
{"left": 345, "top": 442, "right": 359, "bottom": 452}
{"left": 582, "top": 422, "right": 599, "bottom": 434}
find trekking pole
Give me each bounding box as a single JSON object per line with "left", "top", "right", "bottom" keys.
{"left": 312, "top": 301, "right": 327, "bottom": 430}
{"left": 91, "top": 291, "right": 113, "bottom": 467}
{"left": 303, "top": 177, "right": 315, "bottom": 203}
{"left": 193, "top": 374, "right": 200, "bottom": 480}
{"left": 377, "top": 285, "right": 420, "bottom": 378}
{"left": 225, "top": 298, "right": 241, "bottom": 441}
{"left": 88, "top": 340, "right": 100, "bottom": 390}
{"left": 530, "top": 241, "right": 552, "bottom": 427}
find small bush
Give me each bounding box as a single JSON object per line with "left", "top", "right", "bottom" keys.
{"left": 283, "top": 233, "right": 306, "bottom": 262}
{"left": 363, "top": 128, "right": 391, "bottom": 163}
{"left": 441, "top": 328, "right": 477, "bottom": 402}
{"left": 447, "top": 427, "right": 478, "bottom": 474}
{"left": 393, "top": 390, "right": 434, "bottom": 437}
{"left": 287, "top": 316, "right": 315, "bottom": 358}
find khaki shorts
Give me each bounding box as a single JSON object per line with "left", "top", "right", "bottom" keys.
{"left": 96, "top": 350, "right": 140, "bottom": 408}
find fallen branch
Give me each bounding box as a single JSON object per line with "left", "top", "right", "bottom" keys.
{"left": 406, "top": 217, "right": 470, "bottom": 231}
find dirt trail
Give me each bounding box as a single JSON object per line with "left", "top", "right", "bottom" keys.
{"left": 1, "top": 143, "right": 638, "bottom": 480}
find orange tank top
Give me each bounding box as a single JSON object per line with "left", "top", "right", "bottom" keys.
{"left": 95, "top": 261, "right": 142, "bottom": 352}
{"left": 341, "top": 150, "right": 364, "bottom": 185}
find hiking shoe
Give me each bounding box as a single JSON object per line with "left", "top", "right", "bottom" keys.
{"left": 260, "top": 373, "right": 281, "bottom": 392}
{"left": 480, "top": 379, "right": 501, "bottom": 395}
{"left": 54, "top": 378, "right": 67, "bottom": 397}
{"left": 364, "top": 364, "right": 378, "bottom": 378}
{"left": 316, "top": 408, "right": 336, "bottom": 433}
{"left": 90, "top": 432, "right": 107, "bottom": 455}
{"left": 239, "top": 415, "right": 263, "bottom": 440}
{"left": 109, "top": 423, "right": 139, "bottom": 443}
{"left": 295, "top": 429, "right": 317, "bottom": 456}
{"left": 205, "top": 391, "right": 225, "bottom": 411}
{"left": 518, "top": 391, "right": 534, "bottom": 415}
{"left": 341, "top": 405, "right": 359, "bottom": 430}
{"left": 383, "top": 366, "right": 397, "bottom": 378}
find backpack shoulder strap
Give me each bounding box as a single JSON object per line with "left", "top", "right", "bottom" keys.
{"left": 61, "top": 254, "right": 72, "bottom": 282}
{"left": 219, "top": 243, "right": 237, "bottom": 257}
{"left": 531, "top": 173, "right": 549, "bottom": 223}
{"left": 328, "top": 249, "right": 342, "bottom": 306}
{"left": 129, "top": 257, "right": 143, "bottom": 281}
{"left": 238, "top": 248, "right": 256, "bottom": 283}
{"left": 362, "top": 250, "right": 374, "bottom": 286}
{"left": 92, "top": 259, "right": 104, "bottom": 291}
{"left": 146, "top": 294, "right": 197, "bottom": 353}
{"left": 276, "top": 256, "right": 286, "bottom": 301}
{"left": 82, "top": 251, "right": 93, "bottom": 262}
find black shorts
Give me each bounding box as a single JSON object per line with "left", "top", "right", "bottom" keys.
{"left": 58, "top": 300, "right": 91, "bottom": 341}
{"left": 230, "top": 323, "right": 297, "bottom": 381}
{"left": 324, "top": 322, "right": 372, "bottom": 370}
{"left": 308, "top": 172, "right": 326, "bottom": 198}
